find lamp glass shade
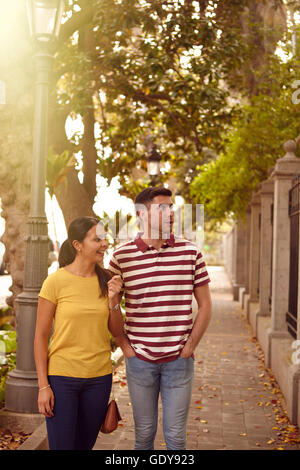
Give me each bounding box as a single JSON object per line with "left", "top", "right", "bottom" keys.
{"left": 27, "top": 0, "right": 64, "bottom": 41}
{"left": 147, "top": 160, "right": 160, "bottom": 177}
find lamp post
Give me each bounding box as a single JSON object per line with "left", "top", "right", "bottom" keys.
{"left": 146, "top": 144, "right": 162, "bottom": 186}
{"left": 5, "top": 0, "right": 64, "bottom": 413}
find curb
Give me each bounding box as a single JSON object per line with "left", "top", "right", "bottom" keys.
{"left": 17, "top": 348, "right": 124, "bottom": 451}
{"left": 17, "top": 421, "right": 48, "bottom": 450}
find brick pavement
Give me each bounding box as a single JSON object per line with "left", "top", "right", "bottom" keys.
{"left": 94, "top": 266, "right": 300, "bottom": 451}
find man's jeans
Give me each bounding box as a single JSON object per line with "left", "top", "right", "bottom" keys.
{"left": 125, "top": 355, "right": 194, "bottom": 450}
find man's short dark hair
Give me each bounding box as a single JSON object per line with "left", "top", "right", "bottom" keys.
{"left": 134, "top": 186, "right": 172, "bottom": 209}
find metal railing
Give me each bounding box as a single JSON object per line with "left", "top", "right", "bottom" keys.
{"left": 286, "top": 176, "right": 300, "bottom": 339}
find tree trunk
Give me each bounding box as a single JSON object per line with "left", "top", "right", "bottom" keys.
{"left": 48, "top": 91, "right": 97, "bottom": 227}
{"left": 54, "top": 168, "right": 96, "bottom": 227}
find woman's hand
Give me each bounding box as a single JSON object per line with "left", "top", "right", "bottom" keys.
{"left": 38, "top": 387, "right": 55, "bottom": 418}
{"left": 123, "top": 343, "right": 136, "bottom": 358}
{"left": 107, "top": 275, "right": 123, "bottom": 302}
{"left": 114, "top": 334, "right": 136, "bottom": 358}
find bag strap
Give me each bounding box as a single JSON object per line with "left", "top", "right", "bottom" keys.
{"left": 110, "top": 375, "right": 116, "bottom": 400}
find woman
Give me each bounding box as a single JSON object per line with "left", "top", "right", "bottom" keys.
{"left": 34, "top": 217, "right": 123, "bottom": 450}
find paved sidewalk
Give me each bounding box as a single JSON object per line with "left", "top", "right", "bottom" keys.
{"left": 94, "top": 266, "right": 300, "bottom": 451}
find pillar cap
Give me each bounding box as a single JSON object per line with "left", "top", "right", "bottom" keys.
{"left": 250, "top": 191, "right": 261, "bottom": 205}
{"left": 259, "top": 178, "right": 274, "bottom": 195}
{"left": 271, "top": 140, "right": 300, "bottom": 178}
{"left": 283, "top": 140, "right": 297, "bottom": 158}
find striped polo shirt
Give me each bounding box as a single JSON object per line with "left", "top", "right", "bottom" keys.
{"left": 108, "top": 233, "right": 210, "bottom": 363}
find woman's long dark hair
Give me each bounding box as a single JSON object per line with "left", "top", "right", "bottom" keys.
{"left": 58, "top": 217, "right": 112, "bottom": 296}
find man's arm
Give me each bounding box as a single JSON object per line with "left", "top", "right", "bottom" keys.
{"left": 180, "top": 283, "right": 212, "bottom": 358}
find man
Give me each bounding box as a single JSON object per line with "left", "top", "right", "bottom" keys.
{"left": 109, "top": 186, "right": 211, "bottom": 450}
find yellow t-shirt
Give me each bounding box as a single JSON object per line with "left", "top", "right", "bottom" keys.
{"left": 39, "top": 267, "right": 112, "bottom": 378}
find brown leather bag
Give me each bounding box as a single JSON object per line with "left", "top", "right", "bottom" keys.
{"left": 100, "top": 399, "right": 122, "bottom": 434}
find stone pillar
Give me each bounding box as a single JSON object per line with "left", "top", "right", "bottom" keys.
{"left": 241, "top": 207, "right": 251, "bottom": 309}
{"left": 270, "top": 141, "right": 300, "bottom": 335}
{"left": 223, "top": 228, "right": 234, "bottom": 282}
{"left": 231, "top": 225, "right": 237, "bottom": 289}
{"left": 258, "top": 179, "right": 274, "bottom": 316}
{"left": 246, "top": 193, "right": 261, "bottom": 320}
{"left": 244, "top": 207, "right": 251, "bottom": 294}
{"left": 232, "top": 220, "right": 247, "bottom": 301}
{"left": 267, "top": 141, "right": 300, "bottom": 426}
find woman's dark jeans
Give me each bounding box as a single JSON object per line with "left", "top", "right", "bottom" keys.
{"left": 46, "top": 374, "right": 112, "bottom": 450}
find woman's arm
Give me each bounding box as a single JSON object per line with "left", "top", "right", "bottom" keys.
{"left": 107, "top": 275, "right": 124, "bottom": 337}
{"left": 107, "top": 275, "right": 135, "bottom": 357}
{"left": 34, "top": 297, "right": 56, "bottom": 417}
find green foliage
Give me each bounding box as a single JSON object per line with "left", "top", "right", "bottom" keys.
{"left": 0, "top": 330, "right": 17, "bottom": 355}
{"left": 46, "top": 148, "right": 75, "bottom": 198}
{"left": 0, "top": 329, "right": 16, "bottom": 404}
{"left": 191, "top": 52, "right": 300, "bottom": 224}
{"left": 0, "top": 307, "right": 16, "bottom": 403}
{"left": 52, "top": 0, "right": 253, "bottom": 201}
{"left": 0, "top": 306, "right": 13, "bottom": 329}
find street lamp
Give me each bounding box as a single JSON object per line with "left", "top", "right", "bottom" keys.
{"left": 146, "top": 144, "right": 162, "bottom": 186}
{"left": 27, "top": 0, "right": 64, "bottom": 44}
{"left": 5, "top": 0, "right": 64, "bottom": 413}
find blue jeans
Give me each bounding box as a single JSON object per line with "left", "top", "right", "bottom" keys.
{"left": 125, "top": 355, "right": 194, "bottom": 450}
{"left": 46, "top": 374, "right": 112, "bottom": 450}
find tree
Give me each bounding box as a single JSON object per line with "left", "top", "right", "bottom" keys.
{"left": 50, "top": 0, "right": 245, "bottom": 221}
{"left": 190, "top": 0, "right": 292, "bottom": 224}
{"left": 0, "top": 0, "right": 288, "bottom": 308}
{"left": 191, "top": 52, "right": 300, "bottom": 224}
